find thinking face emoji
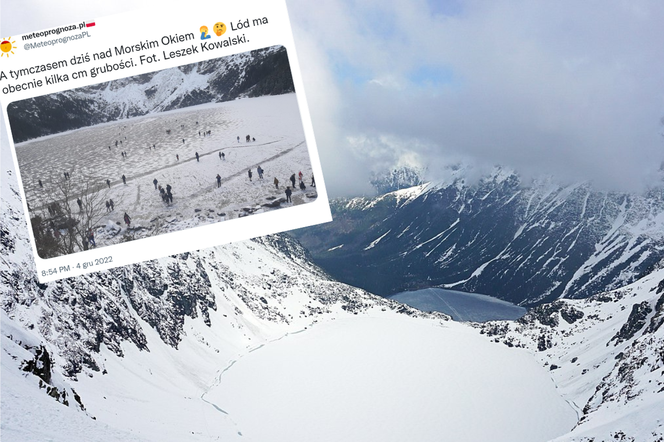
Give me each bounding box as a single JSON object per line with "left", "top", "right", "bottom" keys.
{"left": 214, "top": 22, "right": 227, "bottom": 37}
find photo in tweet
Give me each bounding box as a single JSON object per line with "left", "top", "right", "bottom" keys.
{"left": 0, "top": 0, "right": 331, "bottom": 281}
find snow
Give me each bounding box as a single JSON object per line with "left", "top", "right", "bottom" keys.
{"left": 15, "top": 93, "right": 316, "bottom": 253}
{"left": 481, "top": 268, "right": 664, "bottom": 441}
{"left": 204, "top": 316, "right": 577, "bottom": 442}
{"left": 364, "top": 229, "right": 391, "bottom": 250}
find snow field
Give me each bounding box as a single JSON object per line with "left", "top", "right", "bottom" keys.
{"left": 206, "top": 316, "right": 577, "bottom": 442}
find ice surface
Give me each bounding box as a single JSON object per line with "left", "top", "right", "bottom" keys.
{"left": 389, "top": 288, "right": 527, "bottom": 321}
{"left": 205, "top": 316, "right": 577, "bottom": 442}
{"left": 15, "top": 94, "right": 316, "bottom": 253}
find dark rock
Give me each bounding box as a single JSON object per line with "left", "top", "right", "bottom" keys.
{"left": 519, "top": 301, "right": 583, "bottom": 327}
{"left": 537, "top": 333, "right": 552, "bottom": 351}
{"left": 21, "top": 345, "right": 52, "bottom": 384}
{"left": 262, "top": 200, "right": 282, "bottom": 208}
{"left": 610, "top": 301, "right": 652, "bottom": 345}
{"left": 646, "top": 292, "right": 664, "bottom": 334}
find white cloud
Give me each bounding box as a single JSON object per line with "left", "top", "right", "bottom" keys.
{"left": 4, "top": 0, "right": 664, "bottom": 195}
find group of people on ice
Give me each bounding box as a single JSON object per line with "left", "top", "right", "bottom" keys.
{"left": 282, "top": 171, "right": 315, "bottom": 203}
{"left": 153, "top": 179, "right": 174, "bottom": 205}
{"left": 240, "top": 165, "right": 315, "bottom": 205}
{"left": 246, "top": 165, "right": 265, "bottom": 182}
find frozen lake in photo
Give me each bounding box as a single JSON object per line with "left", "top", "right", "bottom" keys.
{"left": 14, "top": 93, "right": 316, "bottom": 255}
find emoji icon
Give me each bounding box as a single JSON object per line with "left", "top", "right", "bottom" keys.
{"left": 213, "top": 22, "right": 227, "bottom": 37}
{"left": 1, "top": 37, "right": 16, "bottom": 57}
{"left": 200, "top": 26, "right": 211, "bottom": 40}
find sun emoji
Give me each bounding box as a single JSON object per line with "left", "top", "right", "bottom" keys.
{"left": 1, "top": 37, "right": 17, "bottom": 57}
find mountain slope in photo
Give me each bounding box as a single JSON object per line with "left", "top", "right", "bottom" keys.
{"left": 7, "top": 46, "right": 294, "bottom": 143}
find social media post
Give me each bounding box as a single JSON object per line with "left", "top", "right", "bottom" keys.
{"left": 0, "top": 0, "right": 331, "bottom": 282}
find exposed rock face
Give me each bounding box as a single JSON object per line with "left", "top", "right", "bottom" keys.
{"left": 609, "top": 301, "right": 652, "bottom": 346}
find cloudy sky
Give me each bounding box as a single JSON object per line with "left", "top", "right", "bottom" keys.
{"left": 3, "top": 0, "right": 664, "bottom": 196}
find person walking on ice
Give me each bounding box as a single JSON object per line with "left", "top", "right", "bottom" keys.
{"left": 87, "top": 228, "right": 96, "bottom": 247}
{"left": 124, "top": 212, "right": 131, "bottom": 227}
{"left": 195, "top": 152, "right": 200, "bottom": 162}
{"left": 122, "top": 174, "right": 127, "bottom": 185}
{"left": 311, "top": 174, "right": 316, "bottom": 187}
{"left": 298, "top": 171, "right": 303, "bottom": 182}
{"left": 257, "top": 166, "right": 264, "bottom": 179}
{"left": 105, "top": 201, "right": 111, "bottom": 212}
{"left": 106, "top": 179, "right": 111, "bottom": 188}
{"left": 109, "top": 199, "right": 114, "bottom": 211}
{"left": 285, "top": 186, "right": 292, "bottom": 203}
{"left": 274, "top": 177, "right": 279, "bottom": 190}
{"left": 38, "top": 179, "right": 43, "bottom": 188}
{"left": 153, "top": 178, "right": 158, "bottom": 189}
{"left": 77, "top": 198, "right": 83, "bottom": 212}
{"left": 290, "top": 173, "right": 296, "bottom": 188}
{"left": 219, "top": 152, "right": 222, "bottom": 160}
{"left": 166, "top": 184, "right": 173, "bottom": 204}
{"left": 216, "top": 174, "right": 222, "bottom": 188}
{"left": 221, "top": 152, "right": 226, "bottom": 160}
{"left": 248, "top": 169, "right": 253, "bottom": 182}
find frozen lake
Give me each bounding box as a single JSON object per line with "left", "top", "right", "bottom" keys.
{"left": 388, "top": 288, "right": 527, "bottom": 322}
{"left": 14, "top": 94, "right": 316, "bottom": 254}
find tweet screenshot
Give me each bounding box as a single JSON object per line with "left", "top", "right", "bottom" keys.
{"left": 0, "top": 0, "right": 330, "bottom": 282}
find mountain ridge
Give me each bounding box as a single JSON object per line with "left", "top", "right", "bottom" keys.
{"left": 293, "top": 166, "right": 664, "bottom": 306}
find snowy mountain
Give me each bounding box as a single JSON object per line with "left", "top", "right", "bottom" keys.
{"left": 7, "top": 46, "right": 294, "bottom": 143}
{"left": 293, "top": 167, "right": 664, "bottom": 306}
{"left": 370, "top": 166, "right": 426, "bottom": 194}
{"left": 3, "top": 128, "right": 664, "bottom": 440}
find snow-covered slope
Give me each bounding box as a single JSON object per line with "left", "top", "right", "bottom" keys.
{"left": 294, "top": 167, "right": 664, "bottom": 306}
{"left": 478, "top": 268, "right": 664, "bottom": 441}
